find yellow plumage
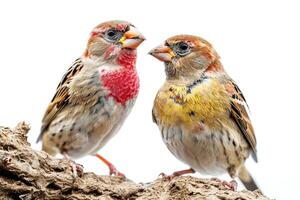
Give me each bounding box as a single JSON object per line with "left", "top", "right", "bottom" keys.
{"left": 154, "top": 78, "right": 230, "bottom": 131}
{"left": 150, "top": 34, "right": 259, "bottom": 191}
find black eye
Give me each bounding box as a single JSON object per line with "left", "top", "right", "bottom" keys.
{"left": 104, "top": 28, "right": 123, "bottom": 42}
{"left": 174, "top": 42, "right": 191, "bottom": 56}
{"left": 107, "top": 30, "right": 116, "bottom": 37}
{"left": 179, "top": 42, "right": 189, "bottom": 51}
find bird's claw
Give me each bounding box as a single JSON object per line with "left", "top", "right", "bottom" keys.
{"left": 224, "top": 180, "right": 237, "bottom": 191}
{"left": 159, "top": 172, "right": 175, "bottom": 181}
{"left": 69, "top": 160, "right": 84, "bottom": 178}
{"left": 109, "top": 166, "right": 126, "bottom": 179}
{"left": 159, "top": 168, "right": 194, "bottom": 181}
{"left": 95, "top": 153, "right": 125, "bottom": 179}
{"left": 211, "top": 178, "right": 237, "bottom": 191}
{"left": 63, "top": 152, "right": 84, "bottom": 178}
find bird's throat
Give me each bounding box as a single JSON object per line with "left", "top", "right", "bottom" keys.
{"left": 117, "top": 49, "right": 137, "bottom": 70}
{"left": 100, "top": 50, "right": 139, "bottom": 105}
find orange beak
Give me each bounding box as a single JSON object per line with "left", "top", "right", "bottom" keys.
{"left": 148, "top": 44, "right": 175, "bottom": 62}
{"left": 119, "top": 26, "right": 145, "bottom": 49}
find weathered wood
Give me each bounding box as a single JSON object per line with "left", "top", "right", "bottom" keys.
{"left": 0, "top": 122, "right": 270, "bottom": 200}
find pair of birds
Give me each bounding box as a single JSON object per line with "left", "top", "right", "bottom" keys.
{"left": 37, "top": 20, "right": 259, "bottom": 191}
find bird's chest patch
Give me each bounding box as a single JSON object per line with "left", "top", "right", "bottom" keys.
{"left": 154, "top": 79, "right": 229, "bottom": 129}
{"left": 101, "top": 69, "right": 139, "bottom": 105}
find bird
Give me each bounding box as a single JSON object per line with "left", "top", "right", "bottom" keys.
{"left": 37, "top": 20, "right": 145, "bottom": 177}
{"left": 149, "top": 34, "right": 259, "bottom": 191}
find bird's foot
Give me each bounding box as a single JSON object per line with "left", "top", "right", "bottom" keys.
{"left": 69, "top": 160, "right": 84, "bottom": 178}
{"left": 108, "top": 164, "right": 126, "bottom": 178}
{"left": 159, "top": 172, "right": 176, "bottom": 181}
{"left": 211, "top": 178, "right": 237, "bottom": 191}
{"left": 95, "top": 153, "right": 126, "bottom": 179}
{"left": 159, "top": 168, "right": 195, "bottom": 181}
{"left": 63, "top": 152, "right": 84, "bottom": 178}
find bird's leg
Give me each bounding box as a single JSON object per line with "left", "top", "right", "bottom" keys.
{"left": 211, "top": 178, "right": 238, "bottom": 191}
{"left": 63, "top": 152, "right": 83, "bottom": 178}
{"left": 160, "top": 168, "right": 195, "bottom": 180}
{"left": 95, "top": 153, "right": 125, "bottom": 178}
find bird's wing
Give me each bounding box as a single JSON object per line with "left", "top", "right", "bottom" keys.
{"left": 152, "top": 108, "right": 158, "bottom": 124}
{"left": 36, "top": 58, "right": 84, "bottom": 142}
{"left": 225, "top": 79, "right": 257, "bottom": 162}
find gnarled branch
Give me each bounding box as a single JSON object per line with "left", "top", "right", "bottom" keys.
{"left": 0, "top": 122, "right": 270, "bottom": 200}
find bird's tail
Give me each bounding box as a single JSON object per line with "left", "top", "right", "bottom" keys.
{"left": 238, "top": 165, "right": 260, "bottom": 192}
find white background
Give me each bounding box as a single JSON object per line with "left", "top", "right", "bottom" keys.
{"left": 0, "top": 0, "right": 299, "bottom": 199}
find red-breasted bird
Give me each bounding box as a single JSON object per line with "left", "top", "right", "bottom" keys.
{"left": 37, "top": 20, "right": 145, "bottom": 177}
{"left": 149, "top": 35, "right": 259, "bottom": 191}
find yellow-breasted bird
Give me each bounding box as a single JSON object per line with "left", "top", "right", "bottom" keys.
{"left": 149, "top": 35, "right": 259, "bottom": 191}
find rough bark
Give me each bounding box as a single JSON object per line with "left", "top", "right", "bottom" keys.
{"left": 0, "top": 122, "right": 270, "bottom": 200}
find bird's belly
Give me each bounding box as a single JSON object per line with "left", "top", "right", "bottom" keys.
{"left": 161, "top": 125, "right": 238, "bottom": 175}
{"left": 88, "top": 98, "right": 136, "bottom": 155}
{"left": 46, "top": 97, "right": 133, "bottom": 159}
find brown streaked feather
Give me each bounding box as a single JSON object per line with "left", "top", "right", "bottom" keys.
{"left": 53, "top": 58, "right": 83, "bottom": 92}
{"left": 225, "top": 80, "right": 257, "bottom": 162}
{"left": 37, "top": 58, "right": 84, "bottom": 142}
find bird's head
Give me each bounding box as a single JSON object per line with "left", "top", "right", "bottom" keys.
{"left": 149, "top": 35, "right": 223, "bottom": 80}
{"left": 85, "top": 20, "right": 145, "bottom": 63}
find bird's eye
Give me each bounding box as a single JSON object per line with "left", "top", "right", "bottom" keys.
{"left": 174, "top": 42, "right": 191, "bottom": 56}
{"left": 104, "top": 28, "right": 123, "bottom": 42}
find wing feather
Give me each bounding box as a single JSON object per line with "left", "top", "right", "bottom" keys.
{"left": 226, "top": 80, "right": 257, "bottom": 162}
{"left": 36, "top": 58, "right": 84, "bottom": 142}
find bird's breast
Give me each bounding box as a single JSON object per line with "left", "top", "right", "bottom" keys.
{"left": 153, "top": 78, "right": 230, "bottom": 131}
{"left": 101, "top": 69, "right": 139, "bottom": 106}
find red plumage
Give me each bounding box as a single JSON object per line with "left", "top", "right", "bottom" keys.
{"left": 38, "top": 20, "right": 145, "bottom": 177}
{"left": 101, "top": 69, "right": 139, "bottom": 105}
{"left": 101, "top": 49, "right": 139, "bottom": 105}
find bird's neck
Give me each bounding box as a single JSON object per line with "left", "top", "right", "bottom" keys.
{"left": 205, "top": 59, "right": 224, "bottom": 72}
{"left": 84, "top": 48, "right": 137, "bottom": 70}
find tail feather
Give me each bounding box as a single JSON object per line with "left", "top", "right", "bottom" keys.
{"left": 238, "top": 165, "right": 260, "bottom": 192}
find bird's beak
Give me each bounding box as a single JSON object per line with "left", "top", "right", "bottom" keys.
{"left": 148, "top": 44, "right": 175, "bottom": 62}
{"left": 119, "top": 26, "right": 145, "bottom": 49}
